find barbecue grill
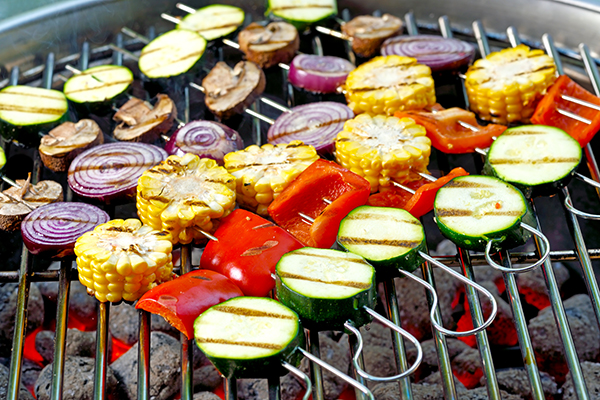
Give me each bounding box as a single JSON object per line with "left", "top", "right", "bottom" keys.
{"left": 1, "top": 1, "right": 600, "bottom": 400}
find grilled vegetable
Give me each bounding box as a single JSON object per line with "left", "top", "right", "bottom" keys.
{"left": 39, "top": 119, "right": 104, "bottom": 172}
{"left": 178, "top": 4, "right": 245, "bottom": 41}
{"left": 267, "top": 102, "right": 353, "bottom": 154}
{"left": 0, "top": 85, "right": 69, "bottom": 147}
{"left": 224, "top": 141, "right": 319, "bottom": 216}
{"left": 63, "top": 65, "right": 133, "bottom": 114}
{"left": 531, "top": 74, "right": 600, "bottom": 147}
{"left": 137, "top": 153, "right": 236, "bottom": 244}
{"left": 267, "top": 0, "right": 337, "bottom": 29}
{"left": 0, "top": 176, "right": 63, "bottom": 232}
{"left": 201, "top": 209, "right": 303, "bottom": 297}
{"left": 194, "top": 297, "right": 304, "bottom": 378}
{"left": 238, "top": 22, "right": 299, "bottom": 69}
{"left": 113, "top": 94, "right": 177, "bottom": 143}
{"left": 484, "top": 125, "right": 581, "bottom": 198}
{"left": 139, "top": 29, "right": 207, "bottom": 79}
{"left": 165, "top": 120, "right": 244, "bottom": 164}
{"left": 202, "top": 61, "right": 266, "bottom": 120}
{"left": 276, "top": 247, "right": 377, "bottom": 330}
{"left": 342, "top": 14, "right": 403, "bottom": 58}
{"left": 381, "top": 35, "right": 475, "bottom": 72}
{"left": 338, "top": 206, "right": 426, "bottom": 275}
{"left": 434, "top": 175, "right": 536, "bottom": 251}
{"left": 395, "top": 106, "right": 507, "bottom": 154}
{"left": 465, "top": 44, "right": 557, "bottom": 124}
{"left": 343, "top": 55, "right": 436, "bottom": 116}
{"left": 74, "top": 218, "right": 174, "bottom": 303}
{"left": 136, "top": 269, "right": 244, "bottom": 339}
{"left": 22, "top": 202, "right": 109, "bottom": 258}
{"left": 335, "top": 113, "right": 431, "bottom": 192}
{"left": 268, "top": 159, "right": 370, "bottom": 248}
{"left": 288, "top": 54, "right": 354, "bottom": 94}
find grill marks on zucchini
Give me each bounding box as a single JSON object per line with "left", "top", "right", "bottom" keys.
{"left": 0, "top": 86, "right": 68, "bottom": 125}
{"left": 63, "top": 65, "right": 133, "bottom": 104}
{"left": 338, "top": 237, "right": 421, "bottom": 248}
{"left": 268, "top": 0, "right": 337, "bottom": 27}
{"left": 178, "top": 5, "right": 245, "bottom": 41}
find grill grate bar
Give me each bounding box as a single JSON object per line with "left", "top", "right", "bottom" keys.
{"left": 93, "top": 303, "right": 111, "bottom": 400}
{"left": 50, "top": 259, "right": 72, "bottom": 400}
{"left": 180, "top": 245, "right": 194, "bottom": 400}
{"left": 138, "top": 310, "right": 151, "bottom": 400}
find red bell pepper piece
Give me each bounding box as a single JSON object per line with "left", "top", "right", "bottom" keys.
{"left": 200, "top": 209, "right": 303, "bottom": 297}
{"left": 395, "top": 107, "right": 507, "bottom": 154}
{"left": 367, "top": 168, "right": 469, "bottom": 218}
{"left": 136, "top": 269, "right": 243, "bottom": 339}
{"left": 267, "top": 159, "right": 371, "bottom": 248}
{"left": 531, "top": 74, "right": 600, "bottom": 147}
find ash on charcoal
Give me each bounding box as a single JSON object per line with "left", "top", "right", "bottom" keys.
{"left": 421, "top": 372, "right": 467, "bottom": 392}
{"left": 109, "top": 303, "right": 178, "bottom": 346}
{"left": 37, "top": 280, "right": 97, "bottom": 326}
{"left": 35, "top": 356, "right": 120, "bottom": 400}
{"left": 0, "top": 282, "right": 44, "bottom": 357}
{"left": 194, "top": 392, "right": 222, "bottom": 400}
{"left": 482, "top": 368, "right": 558, "bottom": 400}
{"left": 516, "top": 262, "right": 569, "bottom": 310}
{"left": 20, "top": 359, "right": 41, "bottom": 393}
{"left": 111, "top": 331, "right": 180, "bottom": 400}
{"left": 360, "top": 322, "right": 396, "bottom": 381}
{"left": 462, "top": 387, "right": 523, "bottom": 400}
{"left": 561, "top": 361, "right": 600, "bottom": 400}
{"left": 193, "top": 365, "right": 222, "bottom": 392}
{"left": 406, "top": 338, "right": 470, "bottom": 381}
{"left": 237, "top": 372, "right": 306, "bottom": 400}
{"left": 372, "top": 382, "right": 445, "bottom": 400}
{"left": 35, "top": 329, "right": 110, "bottom": 363}
{"left": 529, "top": 294, "right": 600, "bottom": 381}
{"left": 0, "top": 363, "right": 34, "bottom": 400}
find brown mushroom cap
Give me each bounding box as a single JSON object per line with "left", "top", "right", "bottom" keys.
{"left": 113, "top": 94, "right": 177, "bottom": 142}
{"left": 238, "top": 22, "right": 299, "bottom": 69}
{"left": 342, "top": 14, "right": 404, "bottom": 58}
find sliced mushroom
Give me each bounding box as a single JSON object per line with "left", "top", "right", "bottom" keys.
{"left": 113, "top": 94, "right": 177, "bottom": 143}
{"left": 39, "top": 119, "right": 104, "bottom": 172}
{"left": 342, "top": 14, "right": 403, "bottom": 58}
{"left": 238, "top": 22, "right": 299, "bottom": 69}
{"left": 202, "top": 61, "right": 266, "bottom": 120}
{"left": 0, "top": 175, "right": 63, "bottom": 231}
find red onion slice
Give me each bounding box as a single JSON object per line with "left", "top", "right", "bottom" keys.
{"left": 381, "top": 35, "right": 475, "bottom": 72}
{"left": 165, "top": 120, "right": 243, "bottom": 164}
{"left": 68, "top": 142, "right": 167, "bottom": 202}
{"left": 288, "top": 54, "right": 355, "bottom": 94}
{"left": 267, "top": 102, "right": 354, "bottom": 154}
{"left": 22, "top": 202, "right": 109, "bottom": 257}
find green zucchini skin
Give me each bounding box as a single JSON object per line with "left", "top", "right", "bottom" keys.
{"left": 483, "top": 125, "right": 582, "bottom": 198}
{"left": 276, "top": 248, "right": 377, "bottom": 331}
{"left": 266, "top": 0, "right": 337, "bottom": 30}
{"left": 178, "top": 4, "right": 245, "bottom": 41}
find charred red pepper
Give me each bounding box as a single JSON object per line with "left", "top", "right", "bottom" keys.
{"left": 200, "top": 209, "right": 303, "bottom": 297}
{"left": 136, "top": 269, "right": 243, "bottom": 339}
{"left": 267, "top": 159, "right": 371, "bottom": 248}
{"left": 395, "top": 107, "right": 507, "bottom": 154}
{"left": 531, "top": 74, "right": 600, "bottom": 147}
{"left": 367, "top": 167, "right": 469, "bottom": 218}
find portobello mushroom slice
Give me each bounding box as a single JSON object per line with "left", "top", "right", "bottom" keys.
{"left": 202, "top": 61, "right": 266, "bottom": 120}
{"left": 39, "top": 119, "right": 104, "bottom": 172}
{"left": 113, "top": 94, "right": 177, "bottom": 143}
{"left": 0, "top": 174, "right": 63, "bottom": 231}
{"left": 342, "top": 14, "right": 403, "bottom": 58}
{"left": 238, "top": 22, "right": 299, "bottom": 69}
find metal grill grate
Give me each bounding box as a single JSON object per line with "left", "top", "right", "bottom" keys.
{"left": 2, "top": 5, "right": 600, "bottom": 400}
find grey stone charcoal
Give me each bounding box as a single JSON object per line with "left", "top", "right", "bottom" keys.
{"left": 529, "top": 294, "right": 600, "bottom": 380}
{"left": 406, "top": 338, "right": 470, "bottom": 381}
{"left": 193, "top": 364, "right": 222, "bottom": 392}
{"left": 470, "top": 282, "right": 517, "bottom": 347}
{"left": 462, "top": 387, "right": 523, "bottom": 400}
{"left": 194, "top": 392, "right": 222, "bottom": 400}
{"left": 237, "top": 372, "right": 306, "bottom": 400}
{"left": 38, "top": 279, "right": 98, "bottom": 325}
{"left": 0, "top": 363, "right": 34, "bottom": 400}
{"left": 35, "top": 329, "right": 109, "bottom": 364}
{"left": 20, "top": 359, "right": 42, "bottom": 393}
{"left": 0, "top": 283, "right": 44, "bottom": 357}
{"left": 562, "top": 361, "right": 600, "bottom": 400}
{"left": 450, "top": 348, "right": 483, "bottom": 389}
{"left": 35, "top": 356, "right": 120, "bottom": 400}
{"left": 109, "top": 303, "right": 179, "bottom": 347}
{"left": 422, "top": 372, "right": 467, "bottom": 392}
{"left": 111, "top": 332, "right": 180, "bottom": 400}
{"left": 516, "top": 262, "right": 569, "bottom": 310}
{"left": 483, "top": 368, "right": 558, "bottom": 400}
{"left": 372, "top": 382, "right": 446, "bottom": 400}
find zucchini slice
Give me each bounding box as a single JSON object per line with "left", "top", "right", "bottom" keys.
{"left": 267, "top": 0, "right": 337, "bottom": 29}
{"left": 484, "top": 125, "right": 581, "bottom": 198}
{"left": 63, "top": 65, "right": 133, "bottom": 112}
{"left": 178, "top": 4, "right": 245, "bottom": 41}
{"left": 434, "top": 175, "right": 536, "bottom": 251}
{"left": 194, "top": 297, "right": 304, "bottom": 379}
{"left": 276, "top": 247, "right": 376, "bottom": 330}
{"left": 139, "top": 29, "right": 207, "bottom": 79}
{"left": 337, "top": 206, "right": 426, "bottom": 275}
{"left": 0, "top": 85, "right": 69, "bottom": 146}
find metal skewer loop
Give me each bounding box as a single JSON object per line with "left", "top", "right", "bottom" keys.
{"left": 484, "top": 223, "right": 551, "bottom": 272}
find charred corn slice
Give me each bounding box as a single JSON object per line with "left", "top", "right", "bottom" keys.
{"left": 224, "top": 141, "right": 319, "bottom": 216}
{"left": 344, "top": 55, "right": 436, "bottom": 116}
{"left": 465, "top": 44, "right": 557, "bottom": 124}
{"left": 335, "top": 114, "right": 431, "bottom": 192}
{"left": 74, "top": 219, "right": 173, "bottom": 303}
{"left": 137, "top": 153, "right": 236, "bottom": 244}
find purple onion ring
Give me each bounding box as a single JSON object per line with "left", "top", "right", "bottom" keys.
{"left": 288, "top": 54, "right": 355, "bottom": 94}
{"left": 267, "top": 102, "right": 353, "bottom": 154}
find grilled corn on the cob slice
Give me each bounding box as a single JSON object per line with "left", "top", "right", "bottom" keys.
{"left": 75, "top": 219, "right": 173, "bottom": 303}
{"left": 465, "top": 44, "right": 557, "bottom": 124}
{"left": 137, "top": 153, "right": 236, "bottom": 244}
{"left": 335, "top": 114, "right": 431, "bottom": 192}
{"left": 224, "top": 141, "right": 319, "bottom": 216}
{"left": 344, "top": 55, "right": 436, "bottom": 116}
